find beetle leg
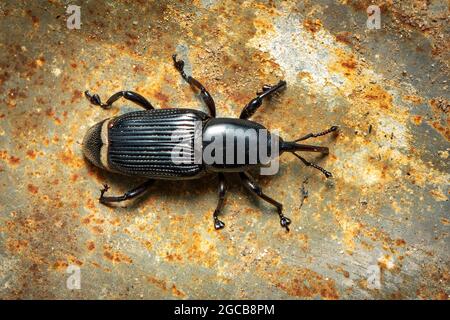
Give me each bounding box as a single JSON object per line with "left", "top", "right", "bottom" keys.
{"left": 213, "top": 173, "right": 227, "bottom": 230}
{"left": 84, "top": 90, "right": 154, "bottom": 110}
{"left": 239, "top": 172, "right": 291, "bottom": 232}
{"left": 294, "top": 126, "right": 339, "bottom": 142}
{"left": 98, "top": 180, "right": 154, "bottom": 206}
{"left": 172, "top": 54, "right": 217, "bottom": 117}
{"left": 240, "top": 80, "right": 286, "bottom": 119}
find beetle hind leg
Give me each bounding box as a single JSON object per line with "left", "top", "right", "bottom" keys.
{"left": 239, "top": 172, "right": 291, "bottom": 232}
{"left": 85, "top": 90, "right": 154, "bottom": 110}
{"left": 98, "top": 180, "right": 154, "bottom": 206}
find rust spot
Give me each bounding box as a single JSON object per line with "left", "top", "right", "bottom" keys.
{"left": 26, "top": 150, "right": 37, "bottom": 160}
{"left": 8, "top": 155, "right": 21, "bottom": 166}
{"left": 154, "top": 91, "right": 169, "bottom": 104}
{"left": 26, "top": 9, "right": 40, "bottom": 27}
{"left": 86, "top": 240, "right": 96, "bottom": 251}
{"left": 275, "top": 268, "right": 339, "bottom": 299}
{"left": 411, "top": 115, "right": 422, "bottom": 125}
{"left": 71, "top": 173, "right": 79, "bottom": 182}
{"left": 71, "top": 89, "right": 82, "bottom": 103}
{"left": 103, "top": 245, "right": 133, "bottom": 264}
{"left": 341, "top": 58, "right": 357, "bottom": 70}
{"left": 403, "top": 95, "right": 423, "bottom": 105}
{"left": 27, "top": 184, "right": 39, "bottom": 194}
{"left": 395, "top": 239, "right": 406, "bottom": 247}
{"left": 303, "top": 18, "right": 322, "bottom": 33}
{"left": 147, "top": 276, "right": 167, "bottom": 291}
{"left": 53, "top": 260, "right": 69, "bottom": 272}
{"left": 429, "top": 120, "right": 450, "bottom": 141}
{"left": 335, "top": 32, "right": 352, "bottom": 45}
{"left": 171, "top": 284, "right": 186, "bottom": 298}
{"left": 91, "top": 226, "right": 104, "bottom": 234}
{"left": 441, "top": 218, "right": 450, "bottom": 225}
{"left": 7, "top": 239, "right": 29, "bottom": 253}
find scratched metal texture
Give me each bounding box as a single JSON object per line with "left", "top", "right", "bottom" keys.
{"left": 0, "top": 0, "right": 448, "bottom": 299}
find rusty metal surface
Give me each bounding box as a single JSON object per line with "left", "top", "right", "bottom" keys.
{"left": 0, "top": 0, "right": 449, "bottom": 299}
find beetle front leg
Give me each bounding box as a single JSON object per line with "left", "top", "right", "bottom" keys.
{"left": 213, "top": 173, "right": 227, "bottom": 230}
{"left": 172, "top": 54, "right": 217, "bottom": 117}
{"left": 239, "top": 80, "right": 286, "bottom": 119}
{"left": 239, "top": 172, "right": 291, "bottom": 231}
{"left": 85, "top": 90, "right": 155, "bottom": 110}
{"left": 99, "top": 180, "right": 154, "bottom": 206}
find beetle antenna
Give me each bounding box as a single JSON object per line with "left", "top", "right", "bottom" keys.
{"left": 280, "top": 141, "right": 329, "bottom": 154}
{"left": 292, "top": 152, "right": 332, "bottom": 178}
{"left": 294, "top": 126, "right": 338, "bottom": 142}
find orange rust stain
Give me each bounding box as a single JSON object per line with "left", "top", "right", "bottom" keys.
{"left": 147, "top": 276, "right": 167, "bottom": 291}
{"left": 165, "top": 253, "right": 183, "bottom": 262}
{"left": 411, "top": 115, "right": 422, "bottom": 125}
{"left": 103, "top": 245, "right": 133, "bottom": 264}
{"left": 53, "top": 260, "right": 69, "bottom": 272}
{"left": 171, "top": 284, "right": 186, "bottom": 298}
{"left": 253, "top": 18, "right": 275, "bottom": 35}
{"left": 362, "top": 84, "right": 393, "bottom": 110}
{"left": 328, "top": 49, "right": 359, "bottom": 79}
{"left": 7, "top": 239, "right": 29, "bottom": 253}
{"left": 71, "top": 173, "right": 79, "bottom": 182}
{"left": 68, "top": 255, "right": 83, "bottom": 266}
{"left": 91, "top": 226, "right": 104, "bottom": 234}
{"left": 26, "top": 9, "right": 40, "bottom": 28}
{"left": 86, "top": 198, "right": 96, "bottom": 210}
{"left": 71, "top": 89, "right": 82, "bottom": 103}
{"left": 429, "top": 188, "right": 448, "bottom": 202}
{"left": 26, "top": 150, "right": 37, "bottom": 160}
{"left": 86, "top": 240, "right": 96, "bottom": 252}
{"left": 154, "top": 91, "right": 169, "bottom": 104}
{"left": 441, "top": 218, "right": 450, "bottom": 225}
{"left": 275, "top": 268, "right": 339, "bottom": 300}
{"left": 27, "top": 184, "right": 39, "bottom": 194}
{"left": 429, "top": 120, "right": 450, "bottom": 141}
{"left": 8, "top": 155, "right": 21, "bottom": 166}
{"left": 302, "top": 18, "right": 322, "bottom": 33}
{"left": 403, "top": 95, "right": 423, "bottom": 105}
{"left": 58, "top": 150, "right": 83, "bottom": 168}
{"left": 395, "top": 239, "right": 406, "bottom": 247}
{"left": 335, "top": 31, "right": 352, "bottom": 45}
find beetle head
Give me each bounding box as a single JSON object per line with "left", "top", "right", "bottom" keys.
{"left": 82, "top": 120, "right": 107, "bottom": 169}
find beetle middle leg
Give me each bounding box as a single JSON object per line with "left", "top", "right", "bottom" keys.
{"left": 213, "top": 173, "right": 227, "bottom": 230}
{"left": 84, "top": 90, "right": 154, "bottom": 110}
{"left": 239, "top": 172, "right": 291, "bottom": 231}
{"left": 239, "top": 80, "right": 286, "bottom": 119}
{"left": 172, "top": 54, "right": 217, "bottom": 117}
{"left": 99, "top": 180, "right": 154, "bottom": 206}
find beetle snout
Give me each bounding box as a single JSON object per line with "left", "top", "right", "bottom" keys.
{"left": 82, "top": 120, "right": 106, "bottom": 169}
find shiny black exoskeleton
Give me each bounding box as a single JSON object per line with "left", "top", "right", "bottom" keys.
{"left": 82, "top": 54, "right": 338, "bottom": 231}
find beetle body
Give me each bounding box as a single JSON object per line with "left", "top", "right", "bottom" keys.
{"left": 81, "top": 54, "right": 337, "bottom": 231}
{"left": 83, "top": 109, "right": 281, "bottom": 179}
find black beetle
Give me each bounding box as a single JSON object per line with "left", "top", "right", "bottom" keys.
{"left": 82, "top": 55, "right": 337, "bottom": 231}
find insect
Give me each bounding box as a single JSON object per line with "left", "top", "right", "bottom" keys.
{"left": 82, "top": 54, "right": 337, "bottom": 231}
